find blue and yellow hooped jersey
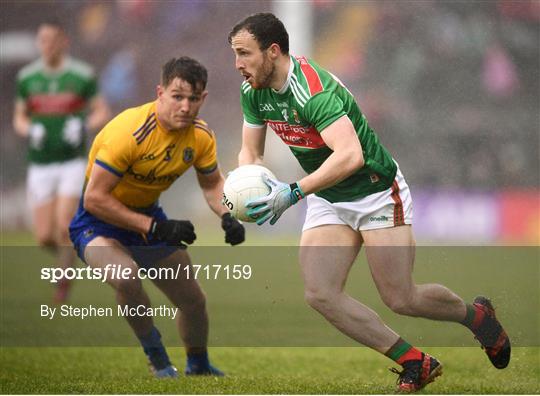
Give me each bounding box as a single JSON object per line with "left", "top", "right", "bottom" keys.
{"left": 86, "top": 101, "right": 218, "bottom": 208}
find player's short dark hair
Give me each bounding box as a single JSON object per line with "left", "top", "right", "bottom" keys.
{"left": 228, "top": 13, "right": 289, "bottom": 54}
{"left": 39, "top": 19, "right": 66, "bottom": 33}
{"left": 161, "top": 56, "right": 208, "bottom": 92}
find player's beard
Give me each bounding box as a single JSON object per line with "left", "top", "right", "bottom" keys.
{"left": 43, "top": 51, "right": 65, "bottom": 69}
{"left": 254, "top": 56, "right": 275, "bottom": 89}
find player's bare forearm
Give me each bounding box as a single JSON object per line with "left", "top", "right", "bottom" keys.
{"left": 203, "top": 184, "right": 229, "bottom": 217}
{"left": 13, "top": 115, "right": 30, "bottom": 137}
{"left": 299, "top": 116, "right": 364, "bottom": 195}
{"left": 84, "top": 165, "right": 153, "bottom": 234}
{"left": 299, "top": 149, "right": 363, "bottom": 195}
{"left": 84, "top": 190, "right": 153, "bottom": 234}
{"left": 238, "top": 148, "right": 264, "bottom": 166}
{"left": 238, "top": 124, "right": 266, "bottom": 166}
{"left": 197, "top": 168, "right": 229, "bottom": 217}
{"left": 13, "top": 101, "right": 30, "bottom": 137}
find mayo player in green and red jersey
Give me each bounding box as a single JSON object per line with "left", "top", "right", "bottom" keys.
{"left": 229, "top": 13, "right": 510, "bottom": 392}
{"left": 12, "top": 21, "right": 110, "bottom": 303}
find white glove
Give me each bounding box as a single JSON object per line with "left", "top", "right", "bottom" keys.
{"left": 62, "top": 117, "right": 84, "bottom": 147}
{"left": 246, "top": 174, "right": 305, "bottom": 225}
{"left": 28, "top": 123, "right": 46, "bottom": 149}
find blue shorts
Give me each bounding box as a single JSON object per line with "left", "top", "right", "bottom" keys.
{"left": 69, "top": 199, "right": 181, "bottom": 269}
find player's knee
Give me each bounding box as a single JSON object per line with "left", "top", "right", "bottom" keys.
{"left": 36, "top": 234, "right": 57, "bottom": 249}
{"left": 167, "top": 286, "right": 207, "bottom": 312}
{"left": 183, "top": 290, "right": 207, "bottom": 311}
{"left": 382, "top": 294, "right": 416, "bottom": 316}
{"left": 114, "top": 277, "right": 143, "bottom": 297}
{"left": 304, "top": 289, "right": 338, "bottom": 313}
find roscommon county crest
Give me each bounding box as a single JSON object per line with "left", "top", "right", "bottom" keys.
{"left": 183, "top": 147, "right": 194, "bottom": 163}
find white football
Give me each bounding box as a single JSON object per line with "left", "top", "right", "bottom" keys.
{"left": 223, "top": 165, "right": 276, "bottom": 222}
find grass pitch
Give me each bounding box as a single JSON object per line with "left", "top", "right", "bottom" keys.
{"left": 1, "top": 347, "right": 539, "bottom": 394}
{"left": 1, "top": 231, "right": 539, "bottom": 393}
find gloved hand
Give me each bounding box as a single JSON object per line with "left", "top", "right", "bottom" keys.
{"left": 28, "top": 123, "right": 46, "bottom": 149}
{"left": 149, "top": 219, "right": 196, "bottom": 247}
{"left": 221, "top": 213, "right": 245, "bottom": 245}
{"left": 246, "top": 174, "right": 305, "bottom": 226}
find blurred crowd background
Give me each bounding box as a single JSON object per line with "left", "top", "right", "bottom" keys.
{"left": 1, "top": 0, "right": 538, "bottom": 243}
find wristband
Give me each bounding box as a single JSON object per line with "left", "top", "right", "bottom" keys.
{"left": 289, "top": 182, "right": 306, "bottom": 202}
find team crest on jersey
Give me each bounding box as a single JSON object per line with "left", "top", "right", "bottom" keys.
{"left": 292, "top": 109, "right": 300, "bottom": 123}
{"left": 183, "top": 147, "right": 194, "bottom": 163}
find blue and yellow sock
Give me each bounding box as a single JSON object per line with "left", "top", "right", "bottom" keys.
{"left": 138, "top": 327, "right": 171, "bottom": 370}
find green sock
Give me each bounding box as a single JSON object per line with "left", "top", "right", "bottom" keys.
{"left": 385, "top": 338, "right": 423, "bottom": 365}
{"left": 460, "top": 304, "right": 478, "bottom": 329}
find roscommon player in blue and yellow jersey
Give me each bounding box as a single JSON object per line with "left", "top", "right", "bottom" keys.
{"left": 69, "top": 57, "right": 244, "bottom": 378}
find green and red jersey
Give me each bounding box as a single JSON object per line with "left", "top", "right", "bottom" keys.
{"left": 16, "top": 57, "right": 98, "bottom": 164}
{"left": 241, "top": 55, "right": 397, "bottom": 203}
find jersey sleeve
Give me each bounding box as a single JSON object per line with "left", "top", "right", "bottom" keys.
{"left": 73, "top": 60, "right": 98, "bottom": 100}
{"left": 194, "top": 126, "right": 218, "bottom": 174}
{"left": 302, "top": 91, "right": 347, "bottom": 132}
{"left": 240, "top": 85, "right": 265, "bottom": 127}
{"left": 94, "top": 120, "right": 136, "bottom": 177}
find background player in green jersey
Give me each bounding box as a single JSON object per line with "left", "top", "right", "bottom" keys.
{"left": 12, "top": 21, "right": 111, "bottom": 303}
{"left": 229, "top": 13, "right": 511, "bottom": 392}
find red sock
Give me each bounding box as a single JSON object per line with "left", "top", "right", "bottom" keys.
{"left": 396, "top": 346, "right": 423, "bottom": 365}
{"left": 385, "top": 338, "right": 423, "bottom": 365}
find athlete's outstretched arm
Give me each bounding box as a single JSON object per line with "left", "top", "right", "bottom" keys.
{"left": 298, "top": 115, "right": 364, "bottom": 195}
{"left": 196, "top": 167, "right": 228, "bottom": 217}
{"left": 84, "top": 165, "right": 153, "bottom": 234}
{"left": 238, "top": 124, "right": 267, "bottom": 166}
{"left": 12, "top": 100, "right": 31, "bottom": 137}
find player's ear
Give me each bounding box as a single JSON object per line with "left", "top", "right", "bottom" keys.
{"left": 268, "top": 43, "right": 281, "bottom": 60}
{"left": 156, "top": 85, "right": 164, "bottom": 99}
{"left": 200, "top": 90, "right": 208, "bottom": 103}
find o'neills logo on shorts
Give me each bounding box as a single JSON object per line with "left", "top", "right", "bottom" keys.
{"left": 369, "top": 215, "right": 390, "bottom": 222}
{"left": 267, "top": 121, "right": 326, "bottom": 149}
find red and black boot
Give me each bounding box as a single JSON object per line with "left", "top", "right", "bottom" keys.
{"left": 471, "top": 296, "right": 511, "bottom": 369}
{"left": 391, "top": 353, "right": 443, "bottom": 392}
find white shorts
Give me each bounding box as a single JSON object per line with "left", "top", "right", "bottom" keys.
{"left": 302, "top": 166, "right": 413, "bottom": 232}
{"left": 27, "top": 158, "right": 86, "bottom": 208}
